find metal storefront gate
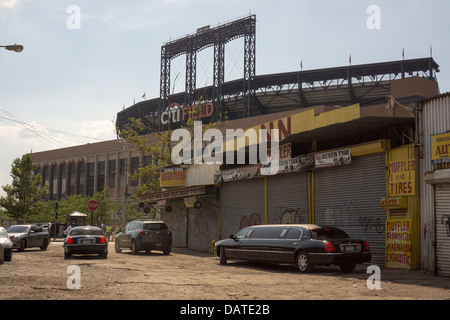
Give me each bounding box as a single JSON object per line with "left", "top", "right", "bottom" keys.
{"left": 313, "top": 153, "right": 387, "bottom": 266}
{"left": 435, "top": 184, "right": 450, "bottom": 277}
{"left": 267, "top": 172, "right": 309, "bottom": 225}
{"left": 220, "top": 178, "right": 265, "bottom": 239}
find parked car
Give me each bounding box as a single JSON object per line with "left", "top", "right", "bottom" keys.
{"left": 64, "top": 226, "right": 108, "bottom": 259}
{"left": 214, "top": 224, "right": 371, "bottom": 273}
{"left": 7, "top": 224, "right": 50, "bottom": 252}
{"left": 0, "top": 227, "right": 13, "bottom": 264}
{"left": 115, "top": 220, "right": 172, "bottom": 255}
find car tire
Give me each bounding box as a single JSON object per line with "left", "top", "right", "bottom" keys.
{"left": 99, "top": 251, "right": 108, "bottom": 259}
{"left": 339, "top": 263, "right": 356, "bottom": 272}
{"left": 40, "top": 239, "right": 48, "bottom": 251}
{"left": 18, "top": 239, "right": 26, "bottom": 252}
{"left": 131, "top": 240, "right": 139, "bottom": 255}
{"left": 296, "top": 252, "right": 313, "bottom": 273}
{"left": 64, "top": 251, "right": 71, "bottom": 259}
{"left": 219, "top": 246, "right": 227, "bottom": 265}
{"left": 115, "top": 241, "right": 122, "bottom": 253}
{"left": 4, "top": 250, "right": 12, "bottom": 262}
{"left": 163, "top": 248, "right": 171, "bottom": 255}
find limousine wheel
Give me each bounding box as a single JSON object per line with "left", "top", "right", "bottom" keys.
{"left": 296, "top": 252, "right": 313, "bottom": 273}
{"left": 339, "top": 263, "right": 356, "bottom": 272}
{"left": 219, "top": 247, "right": 227, "bottom": 265}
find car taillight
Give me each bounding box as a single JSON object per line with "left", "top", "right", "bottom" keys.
{"left": 139, "top": 231, "right": 148, "bottom": 235}
{"left": 167, "top": 230, "right": 172, "bottom": 235}
{"left": 363, "top": 240, "right": 370, "bottom": 251}
{"left": 67, "top": 237, "right": 73, "bottom": 244}
{"left": 325, "top": 241, "right": 335, "bottom": 252}
{"left": 99, "top": 237, "right": 106, "bottom": 244}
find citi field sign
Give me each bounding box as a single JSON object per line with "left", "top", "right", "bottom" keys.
{"left": 161, "top": 102, "right": 215, "bottom": 125}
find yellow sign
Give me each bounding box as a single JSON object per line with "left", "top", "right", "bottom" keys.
{"left": 224, "top": 104, "right": 361, "bottom": 151}
{"left": 160, "top": 167, "right": 187, "bottom": 188}
{"left": 431, "top": 132, "right": 450, "bottom": 165}
{"left": 184, "top": 196, "right": 197, "bottom": 208}
{"left": 379, "top": 197, "right": 408, "bottom": 209}
{"left": 388, "top": 159, "right": 416, "bottom": 196}
{"left": 385, "top": 220, "right": 412, "bottom": 270}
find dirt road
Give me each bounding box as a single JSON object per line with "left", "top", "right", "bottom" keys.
{"left": 1, "top": 241, "right": 449, "bottom": 301}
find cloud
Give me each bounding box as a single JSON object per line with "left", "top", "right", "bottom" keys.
{"left": 0, "top": 0, "right": 20, "bottom": 9}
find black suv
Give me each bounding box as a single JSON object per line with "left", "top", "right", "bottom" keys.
{"left": 115, "top": 220, "right": 172, "bottom": 255}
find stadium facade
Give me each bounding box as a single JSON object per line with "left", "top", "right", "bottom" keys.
{"left": 30, "top": 15, "right": 447, "bottom": 271}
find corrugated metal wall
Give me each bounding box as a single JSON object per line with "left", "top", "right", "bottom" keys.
{"left": 267, "top": 173, "right": 309, "bottom": 225}
{"left": 314, "top": 153, "right": 387, "bottom": 266}
{"left": 435, "top": 185, "right": 450, "bottom": 276}
{"left": 420, "top": 93, "right": 450, "bottom": 274}
{"left": 220, "top": 178, "right": 265, "bottom": 239}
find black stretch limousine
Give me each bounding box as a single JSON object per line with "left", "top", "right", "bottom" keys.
{"left": 214, "top": 224, "right": 371, "bottom": 273}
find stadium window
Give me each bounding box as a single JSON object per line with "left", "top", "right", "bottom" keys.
{"left": 68, "top": 163, "right": 75, "bottom": 196}
{"left": 87, "top": 162, "right": 95, "bottom": 197}
{"left": 60, "top": 164, "right": 66, "bottom": 199}
{"left": 108, "top": 159, "right": 116, "bottom": 188}
{"left": 77, "top": 162, "right": 85, "bottom": 196}
{"left": 51, "top": 165, "right": 58, "bottom": 200}
{"left": 97, "top": 161, "right": 105, "bottom": 193}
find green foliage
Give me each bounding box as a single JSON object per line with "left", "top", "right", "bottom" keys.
{"left": 0, "top": 154, "right": 48, "bottom": 223}
{"left": 35, "top": 189, "right": 120, "bottom": 225}
{"left": 116, "top": 99, "right": 226, "bottom": 198}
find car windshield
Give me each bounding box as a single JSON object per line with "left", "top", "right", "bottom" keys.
{"left": 0, "top": 230, "right": 7, "bottom": 238}
{"left": 70, "top": 228, "right": 104, "bottom": 236}
{"left": 311, "top": 227, "right": 349, "bottom": 240}
{"left": 7, "top": 226, "right": 29, "bottom": 233}
{"left": 143, "top": 223, "right": 167, "bottom": 231}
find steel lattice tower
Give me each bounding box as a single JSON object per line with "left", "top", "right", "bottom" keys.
{"left": 159, "top": 14, "right": 256, "bottom": 124}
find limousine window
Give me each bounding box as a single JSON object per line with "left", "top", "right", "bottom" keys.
{"left": 311, "top": 227, "right": 349, "bottom": 240}
{"left": 285, "top": 228, "right": 302, "bottom": 239}
{"left": 251, "top": 227, "right": 285, "bottom": 239}
{"left": 234, "top": 227, "right": 252, "bottom": 239}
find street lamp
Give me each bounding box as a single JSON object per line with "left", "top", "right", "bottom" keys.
{"left": 1, "top": 44, "right": 24, "bottom": 53}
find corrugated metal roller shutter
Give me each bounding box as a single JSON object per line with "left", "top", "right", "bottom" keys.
{"left": 220, "top": 178, "right": 265, "bottom": 239}
{"left": 267, "top": 172, "right": 309, "bottom": 224}
{"left": 314, "top": 153, "right": 387, "bottom": 266}
{"left": 435, "top": 184, "right": 450, "bottom": 277}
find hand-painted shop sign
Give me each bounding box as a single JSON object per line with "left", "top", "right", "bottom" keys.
{"left": 315, "top": 149, "right": 351, "bottom": 168}
{"left": 261, "top": 154, "right": 315, "bottom": 175}
{"left": 379, "top": 197, "right": 408, "bottom": 209}
{"left": 160, "top": 167, "right": 187, "bottom": 188}
{"left": 431, "top": 132, "right": 450, "bottom": 165}
{"left": 385, "top": 220, "right": 412, "bottom": 270}
{"left": 183, "top": 196, "right": 197, "bottom": 208}
{"left": 388, "top": 159, "right": 416, "bottom": 196}
{"left": 142, "top": 186, "right": 206, "bottom": 202}
{"left": 161, "top": 102, "right": 214, "bottom": 125}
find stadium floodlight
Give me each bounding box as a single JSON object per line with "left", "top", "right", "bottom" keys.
{"left": 1, "top": 44, "right": 24, "bottom": 52}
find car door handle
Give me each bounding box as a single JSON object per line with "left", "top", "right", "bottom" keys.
{"left": 293, "top": 243, "right": 299, "bottom": 245}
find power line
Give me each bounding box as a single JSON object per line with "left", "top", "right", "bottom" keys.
{"left": 0, "top": 107, "right": 109, "bottom": 147}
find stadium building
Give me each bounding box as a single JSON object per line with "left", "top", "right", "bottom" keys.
{"left": 31, "top": 15, "right": 443, "bottom": 269}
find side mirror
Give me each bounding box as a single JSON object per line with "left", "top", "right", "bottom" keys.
{"left": 228, "top": 234, "right": 235, "bottom": 239}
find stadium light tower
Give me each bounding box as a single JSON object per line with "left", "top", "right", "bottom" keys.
{"left": 1, "top": 44, "right": 24, "bottom": 53}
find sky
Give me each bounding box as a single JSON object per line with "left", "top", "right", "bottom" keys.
{"left": 0, "top": 0, "right": 449, "bottom": 195}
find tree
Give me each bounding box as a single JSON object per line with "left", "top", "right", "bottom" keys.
{"left": 117, "top": 102, "right": 225, "bottom": 198}
{"left": 0, "top": 154, "right": 48, "bottom": 222}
